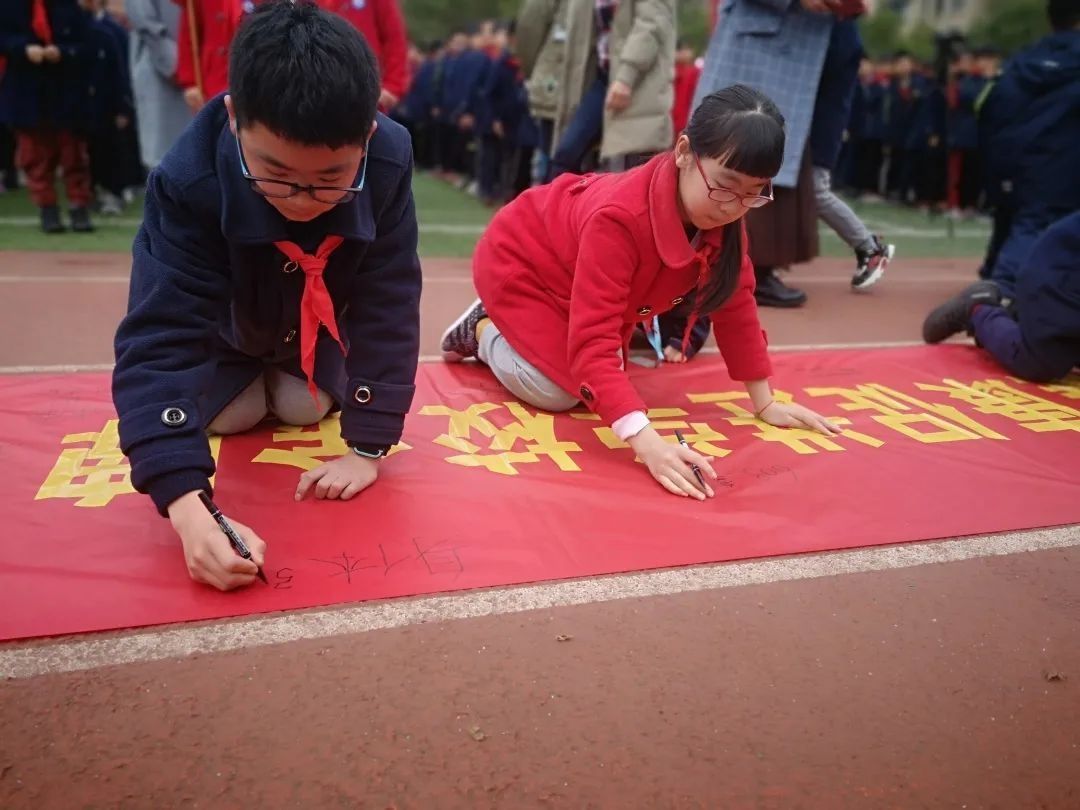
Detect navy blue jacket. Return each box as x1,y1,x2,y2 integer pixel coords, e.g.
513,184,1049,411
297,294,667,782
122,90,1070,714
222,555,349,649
113,98,422,514
946,73,985,150
478,50,525,137
859,79,887,141
905,78,946,152
0,0,90,130
440,48,491,121
979,30,1080,215
83,12,130,133
401,58,437,125
884,75,925,148
1016,210,1080,379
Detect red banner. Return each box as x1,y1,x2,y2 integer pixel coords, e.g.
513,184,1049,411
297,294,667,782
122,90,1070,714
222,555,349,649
2,346,1078,640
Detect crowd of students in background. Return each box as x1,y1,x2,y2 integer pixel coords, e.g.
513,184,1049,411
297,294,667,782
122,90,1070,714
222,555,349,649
836,47,1001,217
389,19,703,208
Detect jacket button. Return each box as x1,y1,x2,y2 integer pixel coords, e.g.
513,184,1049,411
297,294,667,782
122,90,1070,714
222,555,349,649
282,261,298,274
670,296,684,305
637,306,652,316
283,329,296,343
161,407,187,427
354,385,373,404
579,385,594,402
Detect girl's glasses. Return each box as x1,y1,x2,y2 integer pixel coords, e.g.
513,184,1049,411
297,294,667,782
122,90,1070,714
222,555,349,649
235,134,369,204
693,153,773,209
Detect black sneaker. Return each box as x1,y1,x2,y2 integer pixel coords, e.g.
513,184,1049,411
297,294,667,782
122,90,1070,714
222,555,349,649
754,267,807,308
441,298,488,361
40,205,66,234
852,235,895,291
922,281,1002,344
69,206,95,233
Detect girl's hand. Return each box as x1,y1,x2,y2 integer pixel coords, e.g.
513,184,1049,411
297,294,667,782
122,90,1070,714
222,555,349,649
758,401,842,436
628,427,717,501
295,453,379,501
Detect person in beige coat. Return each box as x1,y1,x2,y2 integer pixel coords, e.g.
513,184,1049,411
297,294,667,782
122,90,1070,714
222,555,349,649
518,0,674,180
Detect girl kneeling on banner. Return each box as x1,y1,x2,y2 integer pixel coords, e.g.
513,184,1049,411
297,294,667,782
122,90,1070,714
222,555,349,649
441,84,841,501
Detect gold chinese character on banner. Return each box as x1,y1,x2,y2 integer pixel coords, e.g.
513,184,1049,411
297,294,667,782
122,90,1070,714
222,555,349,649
252,413,409,470
419,402,582,475
1031,375,1080,401
574,407,732,459
805,383,1007,443
36,421,222,508
918,379,1080,434
687,390,883,455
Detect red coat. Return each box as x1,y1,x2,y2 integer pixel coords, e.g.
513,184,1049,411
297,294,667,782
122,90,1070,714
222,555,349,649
474,154,771,426
315,0,410,100
672,62,701,137
174,0,243,96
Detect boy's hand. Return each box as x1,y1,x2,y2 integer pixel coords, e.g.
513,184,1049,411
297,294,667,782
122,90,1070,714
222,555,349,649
628,427,717,501
43,45,61,63
758,401,842,436
295,453,379,502
25,45,45,64
168,491,266,591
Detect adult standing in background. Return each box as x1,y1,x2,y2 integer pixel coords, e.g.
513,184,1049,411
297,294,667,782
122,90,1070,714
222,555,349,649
519,0,675,181
127,0,190,168
315,0,410,110
693,0,873,308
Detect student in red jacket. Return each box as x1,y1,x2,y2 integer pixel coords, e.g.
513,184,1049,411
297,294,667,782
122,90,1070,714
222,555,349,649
441,85,841,501
671,40,701,138
315,0,409,109
174,0,244,112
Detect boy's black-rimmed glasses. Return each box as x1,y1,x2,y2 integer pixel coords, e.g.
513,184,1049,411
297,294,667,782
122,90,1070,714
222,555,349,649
235,133,369,204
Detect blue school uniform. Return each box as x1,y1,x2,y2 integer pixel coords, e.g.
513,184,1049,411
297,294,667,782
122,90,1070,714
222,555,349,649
0,0,89,130
973,210,1080,381
113,97,422,513
977,29,1080,295
441,47,491,122
946,73,985,151
401,57,436,126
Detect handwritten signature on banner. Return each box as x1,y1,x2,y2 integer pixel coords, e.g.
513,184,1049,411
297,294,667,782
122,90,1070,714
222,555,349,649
271,537,465,590
33,377,1080,508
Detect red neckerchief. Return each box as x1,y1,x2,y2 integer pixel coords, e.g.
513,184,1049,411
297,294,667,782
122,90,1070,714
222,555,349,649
273,235,346,402
31,0,53,45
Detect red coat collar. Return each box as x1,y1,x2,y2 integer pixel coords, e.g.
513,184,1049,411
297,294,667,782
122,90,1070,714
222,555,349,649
646,153,724,269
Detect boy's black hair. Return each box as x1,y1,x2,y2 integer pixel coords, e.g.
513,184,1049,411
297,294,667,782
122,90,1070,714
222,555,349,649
682,85,785,317
229,0,380,149
1048,0,1080,30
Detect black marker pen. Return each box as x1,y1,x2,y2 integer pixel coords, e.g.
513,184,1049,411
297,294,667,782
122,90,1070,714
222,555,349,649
198,491,268,584
674,429,710,495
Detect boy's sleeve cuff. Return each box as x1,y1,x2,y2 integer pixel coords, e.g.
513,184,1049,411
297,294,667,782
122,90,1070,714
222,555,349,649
147,471,213,518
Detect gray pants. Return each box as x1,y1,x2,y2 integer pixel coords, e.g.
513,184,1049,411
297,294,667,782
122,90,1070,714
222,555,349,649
813,166,874,253
208,367,333,435
478,322,579,412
